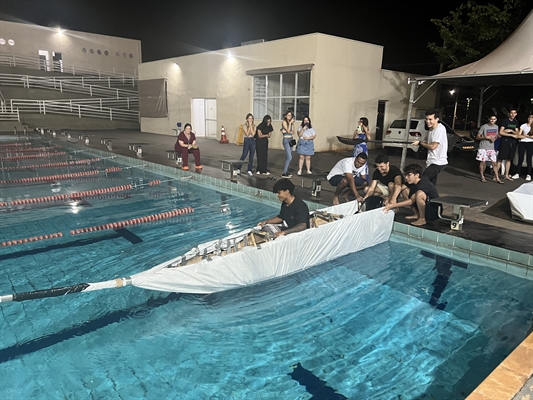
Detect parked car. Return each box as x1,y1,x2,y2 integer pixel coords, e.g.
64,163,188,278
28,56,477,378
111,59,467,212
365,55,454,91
382,119,478,158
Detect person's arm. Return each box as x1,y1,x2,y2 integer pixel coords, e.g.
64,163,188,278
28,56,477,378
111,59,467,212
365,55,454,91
345,173,363,201
297,126,304,138
499,124,519,138
385,175,403,205
305,128,316,140
177,133,186,147
363,126,371,140
258,216,283,226
257,128,270,139
415,139,439,150
363,180,378,200
276,222,306,237
384,195,413,211
281,121,289,134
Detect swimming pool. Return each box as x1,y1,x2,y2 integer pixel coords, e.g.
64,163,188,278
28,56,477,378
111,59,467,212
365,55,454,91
1,136,532,399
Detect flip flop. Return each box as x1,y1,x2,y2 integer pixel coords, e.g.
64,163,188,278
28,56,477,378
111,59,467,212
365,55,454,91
480,178,487,183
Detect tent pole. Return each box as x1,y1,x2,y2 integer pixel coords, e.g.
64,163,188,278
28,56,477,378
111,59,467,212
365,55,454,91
477,87,484,128
401,80,417,171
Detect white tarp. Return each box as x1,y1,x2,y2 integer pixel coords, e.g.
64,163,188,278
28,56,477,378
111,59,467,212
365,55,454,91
507,182,533,223
130,204,393,294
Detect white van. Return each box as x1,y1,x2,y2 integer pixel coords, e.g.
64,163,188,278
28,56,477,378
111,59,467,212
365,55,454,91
382,119,477,158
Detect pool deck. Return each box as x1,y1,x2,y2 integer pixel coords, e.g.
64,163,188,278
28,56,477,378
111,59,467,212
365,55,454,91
43,129,531,253
5,128,533,399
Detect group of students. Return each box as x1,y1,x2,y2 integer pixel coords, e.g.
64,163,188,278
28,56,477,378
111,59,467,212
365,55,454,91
236,111,316,178
476,109,533,183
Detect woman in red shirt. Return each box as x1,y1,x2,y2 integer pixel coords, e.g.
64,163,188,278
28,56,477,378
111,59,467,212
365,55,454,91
174,123,202,170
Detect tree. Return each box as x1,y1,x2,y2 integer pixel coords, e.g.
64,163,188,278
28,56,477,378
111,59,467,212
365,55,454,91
428,0,526,70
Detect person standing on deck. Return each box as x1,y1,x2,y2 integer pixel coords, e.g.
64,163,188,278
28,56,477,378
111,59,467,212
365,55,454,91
236,113,256,176
413,109,448,186
497,108,520,181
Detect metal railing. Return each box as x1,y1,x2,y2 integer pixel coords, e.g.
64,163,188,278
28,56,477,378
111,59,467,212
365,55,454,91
8,97,138,111
0,73,138,99
0,108,20,122
7,99,139,122
0,53,137,81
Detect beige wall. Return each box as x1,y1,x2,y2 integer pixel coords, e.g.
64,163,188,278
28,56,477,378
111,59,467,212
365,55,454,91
0,20,141,75
139,33,435,151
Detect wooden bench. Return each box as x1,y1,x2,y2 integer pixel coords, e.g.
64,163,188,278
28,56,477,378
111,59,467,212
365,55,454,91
429,196,488,230
166,150,183,167
219,159,244,182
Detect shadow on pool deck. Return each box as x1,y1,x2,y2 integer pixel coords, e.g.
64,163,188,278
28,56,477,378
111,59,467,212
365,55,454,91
31,129,533,255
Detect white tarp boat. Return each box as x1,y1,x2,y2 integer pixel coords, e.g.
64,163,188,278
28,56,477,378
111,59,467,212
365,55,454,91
0,202,394,302
507,182,533,223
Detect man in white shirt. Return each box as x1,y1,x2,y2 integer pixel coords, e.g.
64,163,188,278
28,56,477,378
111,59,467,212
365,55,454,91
327,152,368,205
413,109,448,186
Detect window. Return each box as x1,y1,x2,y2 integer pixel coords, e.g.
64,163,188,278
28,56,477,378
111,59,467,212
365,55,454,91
253,71,310,120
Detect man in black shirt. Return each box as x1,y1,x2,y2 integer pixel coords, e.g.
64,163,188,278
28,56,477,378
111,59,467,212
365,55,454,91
258,179,309,238
384,163,439,226
497,109,521,181
362,154,403,205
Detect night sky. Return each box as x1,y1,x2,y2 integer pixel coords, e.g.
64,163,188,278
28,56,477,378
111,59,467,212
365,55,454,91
0,0,506,75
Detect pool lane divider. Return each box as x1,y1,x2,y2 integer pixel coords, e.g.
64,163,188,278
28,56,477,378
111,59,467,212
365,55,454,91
1,158,101,171
69,206,193,235
1,232,63,247
0,205,192,248
0,142,32,148
0,167,126,185
0,145,63,153
0,151,67,161
0,180,162,207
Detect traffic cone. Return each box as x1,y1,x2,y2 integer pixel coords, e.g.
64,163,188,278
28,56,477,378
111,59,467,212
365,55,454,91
220,126,229,144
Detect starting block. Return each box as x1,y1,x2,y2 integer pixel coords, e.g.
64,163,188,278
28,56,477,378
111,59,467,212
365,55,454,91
429,196,487,230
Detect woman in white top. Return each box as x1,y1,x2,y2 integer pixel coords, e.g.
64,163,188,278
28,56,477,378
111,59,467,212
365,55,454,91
296,116,316,175
512,114,533,181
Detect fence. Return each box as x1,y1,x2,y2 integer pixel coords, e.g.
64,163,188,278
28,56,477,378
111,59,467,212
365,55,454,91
0,53,137,82
0,73,138,99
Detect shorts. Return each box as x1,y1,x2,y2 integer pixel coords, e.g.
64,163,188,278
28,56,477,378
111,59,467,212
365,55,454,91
376,181,389,196
476,149,498,162
329,175,366,187
497,137,518,160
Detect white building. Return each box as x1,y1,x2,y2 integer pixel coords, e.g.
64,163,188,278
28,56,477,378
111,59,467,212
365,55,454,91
0,19,141,76
139,33,436,151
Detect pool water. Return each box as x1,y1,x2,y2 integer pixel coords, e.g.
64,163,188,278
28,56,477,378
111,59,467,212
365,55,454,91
1,139,532,399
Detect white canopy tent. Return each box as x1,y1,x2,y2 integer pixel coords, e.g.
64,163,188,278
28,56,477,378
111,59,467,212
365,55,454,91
399,9,533,169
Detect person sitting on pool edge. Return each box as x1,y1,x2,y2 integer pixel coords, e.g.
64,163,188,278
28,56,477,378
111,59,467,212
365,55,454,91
362,153,403,206
383,163,440,226
258,178,310,238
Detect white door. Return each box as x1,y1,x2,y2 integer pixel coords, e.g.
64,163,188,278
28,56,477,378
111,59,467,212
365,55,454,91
38,50,50,71
191,99,206,137
191,98,217,138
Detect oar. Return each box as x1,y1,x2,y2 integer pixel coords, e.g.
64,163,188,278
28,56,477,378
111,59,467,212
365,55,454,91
337,136,412,145
0,278,130,303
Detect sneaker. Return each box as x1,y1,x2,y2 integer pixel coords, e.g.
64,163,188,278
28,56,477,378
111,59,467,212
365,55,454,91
307,171,312,175
511,173,519,179
281,173,292,178
195,165,203,170
526,175,531,181
236,169,241,175
256,171,261,175
247,171,253,177
263,171,270,176
297,170,302,176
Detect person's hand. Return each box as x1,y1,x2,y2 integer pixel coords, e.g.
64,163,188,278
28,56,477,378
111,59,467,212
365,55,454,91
274,231,285,238
258,220,267,227
412,140,420,146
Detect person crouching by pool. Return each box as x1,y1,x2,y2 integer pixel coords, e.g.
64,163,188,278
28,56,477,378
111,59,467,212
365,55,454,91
383,163,439,227
327,153,369,205
362,154,403,206
175,123,202,171
258,178,310,238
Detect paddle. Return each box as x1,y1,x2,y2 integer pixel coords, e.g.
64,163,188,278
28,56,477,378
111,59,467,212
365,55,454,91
336,136,412,145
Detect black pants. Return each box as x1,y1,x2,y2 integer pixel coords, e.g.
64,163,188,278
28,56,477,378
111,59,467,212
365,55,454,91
514,141,533,176
255,138,269,173
422,164,446,186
